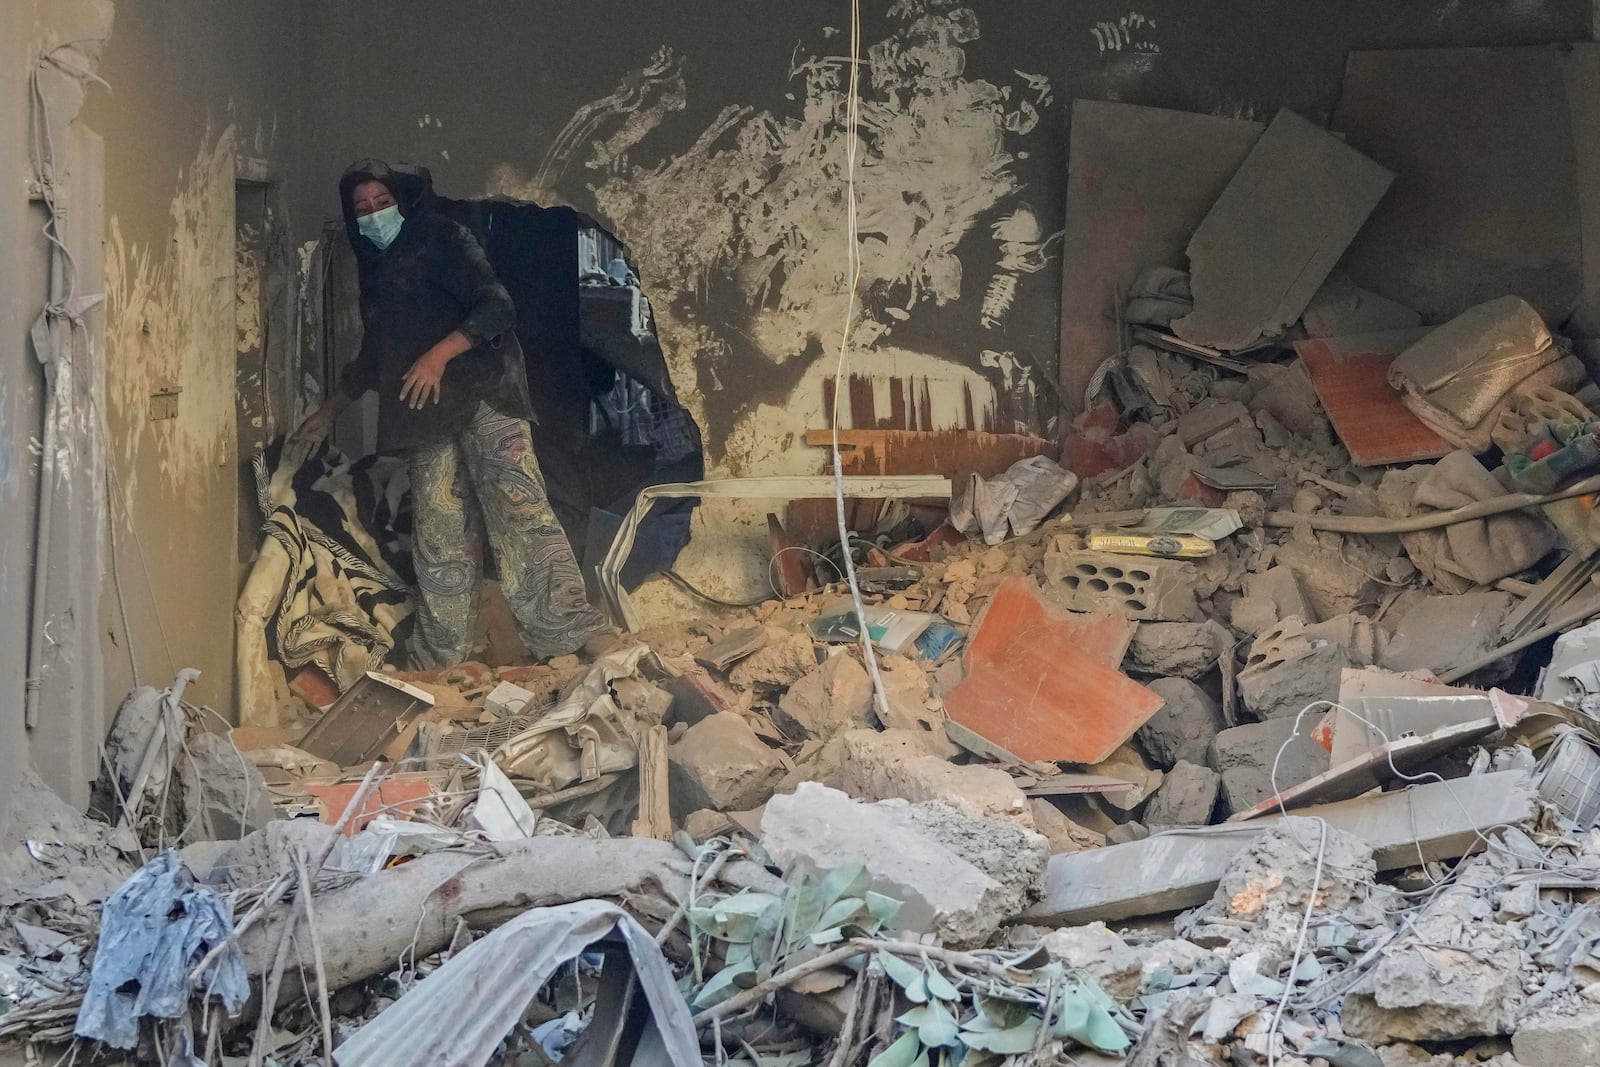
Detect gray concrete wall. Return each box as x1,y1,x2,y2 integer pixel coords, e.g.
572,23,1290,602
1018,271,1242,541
0,0,301,820
79,0,302,730
290,0,1592,606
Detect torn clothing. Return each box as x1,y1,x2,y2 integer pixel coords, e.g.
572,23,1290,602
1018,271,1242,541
337,159,534,453
407,403,608,668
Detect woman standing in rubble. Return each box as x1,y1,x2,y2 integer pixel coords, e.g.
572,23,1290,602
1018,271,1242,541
294,159,609,668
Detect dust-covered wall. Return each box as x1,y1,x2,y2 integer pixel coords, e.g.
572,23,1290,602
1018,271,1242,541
292,0,1591,603
76,0,301,736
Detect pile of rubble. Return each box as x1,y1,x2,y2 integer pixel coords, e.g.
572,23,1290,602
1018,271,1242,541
22,93,1600,1067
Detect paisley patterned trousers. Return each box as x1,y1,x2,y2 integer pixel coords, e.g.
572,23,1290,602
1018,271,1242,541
406,403,608,667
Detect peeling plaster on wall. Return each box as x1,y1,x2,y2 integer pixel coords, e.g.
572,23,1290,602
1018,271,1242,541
720,345,1001,476
490,2,1056,474
106,127,237,502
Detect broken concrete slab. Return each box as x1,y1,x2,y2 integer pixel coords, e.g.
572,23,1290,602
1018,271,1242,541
1025,771,1537,925
1138,678,1226,769
1512,1000,1600,1067
1226,717,1498,822
826,729,1033,827
761,783,1047,947
1125,621,1225,680
1040,549,1201,622
1380,592,1517,677
1301,271,1422,339
945,581,1164,765
773,654,874,741
1208,716,1331,817
1057,99,1263,412
1330,685,1494,766
1143,761,1219,828
667,713,787,816
1342,883,1527,1041
1244,565,1315,625
1174,109,1394,351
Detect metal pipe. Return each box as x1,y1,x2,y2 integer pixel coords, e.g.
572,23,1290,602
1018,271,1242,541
25,235,66,730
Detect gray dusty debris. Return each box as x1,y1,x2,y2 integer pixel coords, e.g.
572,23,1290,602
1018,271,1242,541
1177,816,1378,966
1208,717,1331,816
1143,761,1220,828
760,783,1046,947
824,729,1034,826
773,654,874,740
1125,621,1226,680
1512,999,1600,1067
1342,879,1527,1042
668,712,787,815
1038,922,1217,1003
1138,678,1226,768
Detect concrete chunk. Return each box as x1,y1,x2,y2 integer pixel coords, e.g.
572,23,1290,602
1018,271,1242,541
828,729,1033,826
1342,883,1526,1041
1125,622,1225,680
668,713,786,815
762,783,1047,946
1143,761,1219,828
1513,1001,1600,1067
773,654,874,741
1138,678,1225,768
1209,716,1330,816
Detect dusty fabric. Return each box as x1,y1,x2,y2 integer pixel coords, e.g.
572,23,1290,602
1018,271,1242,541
408,402,607,667
1389,295,1584,452
1385,451,1555,592
337,159,534,452
75,851,248,1050
250,439,415,691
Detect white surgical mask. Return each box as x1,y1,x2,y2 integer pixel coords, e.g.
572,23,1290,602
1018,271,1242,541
358,204,404,250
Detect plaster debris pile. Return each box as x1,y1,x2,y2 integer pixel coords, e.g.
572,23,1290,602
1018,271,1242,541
27,74,1600,1067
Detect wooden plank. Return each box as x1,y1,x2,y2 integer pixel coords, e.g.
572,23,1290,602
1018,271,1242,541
631,725,673,841
1295,329,1449,466
1025,770,1536,925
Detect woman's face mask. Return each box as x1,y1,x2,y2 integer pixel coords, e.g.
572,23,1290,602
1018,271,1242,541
358,204,404,250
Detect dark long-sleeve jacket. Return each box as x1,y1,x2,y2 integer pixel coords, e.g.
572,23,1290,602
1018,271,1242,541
337,160,534,453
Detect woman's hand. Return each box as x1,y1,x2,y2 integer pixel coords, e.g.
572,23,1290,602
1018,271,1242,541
293,402,338,444
400,348,450,409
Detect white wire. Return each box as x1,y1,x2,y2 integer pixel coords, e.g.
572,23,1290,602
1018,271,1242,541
829,0,894,724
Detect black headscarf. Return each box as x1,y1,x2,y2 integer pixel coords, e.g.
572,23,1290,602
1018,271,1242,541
338,159,436,269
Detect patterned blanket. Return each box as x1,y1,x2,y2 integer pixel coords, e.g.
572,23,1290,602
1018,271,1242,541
247,437,415,693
